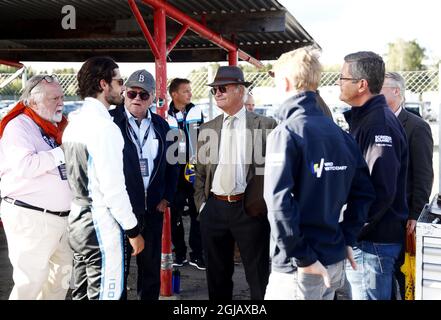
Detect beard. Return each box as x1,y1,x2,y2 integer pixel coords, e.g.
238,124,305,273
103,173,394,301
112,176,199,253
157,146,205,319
37,108,63,123
107,92,123,106
52,111,63,123
106,85,124,106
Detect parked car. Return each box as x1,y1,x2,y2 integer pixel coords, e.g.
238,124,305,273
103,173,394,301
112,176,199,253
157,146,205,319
404,101,436,122
404,102,423,118
0,100,17,120
253,104,278,120
62,101,83,117
422,101,437,122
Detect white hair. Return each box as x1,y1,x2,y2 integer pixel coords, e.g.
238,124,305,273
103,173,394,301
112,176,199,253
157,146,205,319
20,75,59,106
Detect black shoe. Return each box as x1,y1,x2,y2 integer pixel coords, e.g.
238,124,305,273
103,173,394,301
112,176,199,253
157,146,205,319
172,256,188,267
189,257,206,271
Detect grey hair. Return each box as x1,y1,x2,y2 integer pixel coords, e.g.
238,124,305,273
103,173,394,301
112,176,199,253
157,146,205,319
344,51,385,94
20,75,59,106
384,72,406,102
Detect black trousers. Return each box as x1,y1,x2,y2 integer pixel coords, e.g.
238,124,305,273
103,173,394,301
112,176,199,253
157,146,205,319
122,211,163,300
200,196,270,300
171,187,203,260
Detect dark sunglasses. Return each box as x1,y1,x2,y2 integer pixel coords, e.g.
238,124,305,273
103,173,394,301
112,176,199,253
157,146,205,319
126,90,150,101
210,86,228,95
29,74,58,92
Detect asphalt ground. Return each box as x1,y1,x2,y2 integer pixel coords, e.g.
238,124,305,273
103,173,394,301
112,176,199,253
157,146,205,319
0,214,250,300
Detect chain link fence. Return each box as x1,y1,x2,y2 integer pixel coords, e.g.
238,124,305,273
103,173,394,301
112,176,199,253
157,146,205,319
1,69,439,101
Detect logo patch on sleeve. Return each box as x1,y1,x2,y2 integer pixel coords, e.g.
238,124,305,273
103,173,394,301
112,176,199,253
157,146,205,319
374,135,392,147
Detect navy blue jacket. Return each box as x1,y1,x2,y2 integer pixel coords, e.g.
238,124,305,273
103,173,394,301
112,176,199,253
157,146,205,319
344,95,408,243
110,106,179,216
264,91,375,273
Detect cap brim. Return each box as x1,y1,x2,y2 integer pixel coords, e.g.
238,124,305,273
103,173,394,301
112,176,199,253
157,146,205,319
124,80,155,92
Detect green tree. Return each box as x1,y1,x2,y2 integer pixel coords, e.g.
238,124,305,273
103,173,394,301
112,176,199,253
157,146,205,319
0,66,37,97
53,67,77,74
386,39,426,71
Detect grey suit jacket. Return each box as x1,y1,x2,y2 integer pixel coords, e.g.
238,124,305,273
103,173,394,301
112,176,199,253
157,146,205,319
398,108,434,220
194,110,277,213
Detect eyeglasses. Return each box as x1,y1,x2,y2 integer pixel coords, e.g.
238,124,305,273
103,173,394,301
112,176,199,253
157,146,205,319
112,78,124,86
29,74,58,92
339,76,361,82
210,86,228,95
126,90,150,101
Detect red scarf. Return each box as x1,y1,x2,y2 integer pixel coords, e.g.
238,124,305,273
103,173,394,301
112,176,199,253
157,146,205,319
0,101,67,145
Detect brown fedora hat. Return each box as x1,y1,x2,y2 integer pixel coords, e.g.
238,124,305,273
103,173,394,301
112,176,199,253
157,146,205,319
207,66,252,87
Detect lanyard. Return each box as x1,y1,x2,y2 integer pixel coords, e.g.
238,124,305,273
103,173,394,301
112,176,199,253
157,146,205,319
127,119,151,158
39,128,58,149
39,128,67,180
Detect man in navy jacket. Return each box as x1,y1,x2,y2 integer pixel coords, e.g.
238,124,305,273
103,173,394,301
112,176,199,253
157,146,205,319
340,52,408,300
110,70,178,300
264,47,375,300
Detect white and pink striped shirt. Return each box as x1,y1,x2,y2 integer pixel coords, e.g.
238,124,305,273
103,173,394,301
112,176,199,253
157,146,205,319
0,114,72,211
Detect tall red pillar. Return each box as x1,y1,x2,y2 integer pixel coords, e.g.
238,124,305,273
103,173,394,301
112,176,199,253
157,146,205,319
154,5,173,297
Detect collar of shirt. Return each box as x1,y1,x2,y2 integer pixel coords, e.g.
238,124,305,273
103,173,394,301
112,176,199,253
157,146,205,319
84,97,112,120
124,106,151,124
223,106,246,125
394,105,403,117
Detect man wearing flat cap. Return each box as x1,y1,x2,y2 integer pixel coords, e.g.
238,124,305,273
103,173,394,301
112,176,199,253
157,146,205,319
194,65,277,300
109,69,179,300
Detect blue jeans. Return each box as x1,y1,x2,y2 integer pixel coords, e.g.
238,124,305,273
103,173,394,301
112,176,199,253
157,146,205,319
345,241,402,300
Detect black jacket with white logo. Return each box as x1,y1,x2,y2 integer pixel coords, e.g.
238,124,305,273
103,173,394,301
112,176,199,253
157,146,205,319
344,94,408,243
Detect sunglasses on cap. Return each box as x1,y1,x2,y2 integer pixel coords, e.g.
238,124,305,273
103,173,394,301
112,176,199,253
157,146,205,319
29,74,58,92
210,86,228,95
126,90,150,101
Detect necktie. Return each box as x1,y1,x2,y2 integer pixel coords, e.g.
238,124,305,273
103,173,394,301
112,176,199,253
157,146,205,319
220,116,237,195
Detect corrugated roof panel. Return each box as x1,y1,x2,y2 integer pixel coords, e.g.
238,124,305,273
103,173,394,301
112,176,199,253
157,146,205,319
0,0,319,62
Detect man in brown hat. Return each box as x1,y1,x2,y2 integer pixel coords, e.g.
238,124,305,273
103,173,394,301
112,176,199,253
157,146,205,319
194,65,277,300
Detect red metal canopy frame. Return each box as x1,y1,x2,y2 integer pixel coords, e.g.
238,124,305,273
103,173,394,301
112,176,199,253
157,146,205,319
0,60,24,69
127,0,265,297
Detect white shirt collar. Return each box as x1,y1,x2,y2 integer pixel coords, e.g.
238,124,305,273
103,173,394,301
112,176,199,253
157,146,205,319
84,97,112,119
223,106,246,122
124,106,151,122
394,105,403,117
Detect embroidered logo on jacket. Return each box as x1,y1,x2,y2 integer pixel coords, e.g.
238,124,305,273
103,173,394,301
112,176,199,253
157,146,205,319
311,158,348,178
374,135,393,147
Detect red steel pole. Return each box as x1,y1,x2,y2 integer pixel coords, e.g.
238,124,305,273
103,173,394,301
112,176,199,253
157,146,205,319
154,4,173,297
141,0,264,68
167,24,189,54
228,50,238,66
127,0,160,59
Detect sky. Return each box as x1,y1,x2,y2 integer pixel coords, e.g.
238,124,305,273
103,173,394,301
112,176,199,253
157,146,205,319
23,0,441,76
280,0,441,65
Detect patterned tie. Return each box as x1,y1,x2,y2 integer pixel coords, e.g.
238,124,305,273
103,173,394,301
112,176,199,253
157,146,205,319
220,116,237,195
